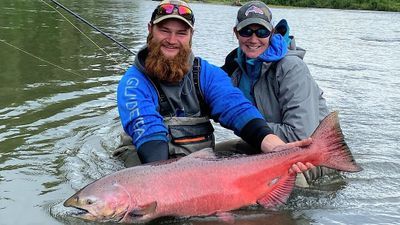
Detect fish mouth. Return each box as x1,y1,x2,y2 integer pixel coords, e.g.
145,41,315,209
67,206,94,220
70,207,89,216
64,200,90,218
66,205,127,222
63,196,97,220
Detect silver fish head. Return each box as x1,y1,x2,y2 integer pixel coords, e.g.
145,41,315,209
64,181,132,222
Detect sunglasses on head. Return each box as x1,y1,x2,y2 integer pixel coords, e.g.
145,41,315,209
157,4,194,22
238,27,271,38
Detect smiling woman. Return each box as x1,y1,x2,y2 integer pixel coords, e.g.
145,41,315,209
235,24,271,58
220,0,335,187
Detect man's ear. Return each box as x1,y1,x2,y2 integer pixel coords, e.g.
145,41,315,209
148,22,152,33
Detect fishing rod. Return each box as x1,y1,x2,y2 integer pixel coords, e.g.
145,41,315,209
49,0,135,55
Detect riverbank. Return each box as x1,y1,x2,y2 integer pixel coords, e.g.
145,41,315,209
201,0,400,12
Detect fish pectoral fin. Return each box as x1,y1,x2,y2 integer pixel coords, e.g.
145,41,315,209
128,201,157,217
257,173,297,208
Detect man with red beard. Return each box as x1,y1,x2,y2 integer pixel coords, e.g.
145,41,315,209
116,0,313,173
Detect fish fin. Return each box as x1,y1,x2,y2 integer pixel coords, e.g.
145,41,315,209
257,173,296,208
128,201,157,217
310,111,363,172
186,148,217,160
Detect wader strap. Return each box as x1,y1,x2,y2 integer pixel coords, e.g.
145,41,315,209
149,78,174,117
151,57,207,117
193,57,209,116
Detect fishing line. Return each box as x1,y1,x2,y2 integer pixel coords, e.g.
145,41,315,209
39,0,123,67
1,38,117,100
48,0,135,55
1,0,131,82
0,39,87,79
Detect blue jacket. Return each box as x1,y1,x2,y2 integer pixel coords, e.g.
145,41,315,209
117,48,266,149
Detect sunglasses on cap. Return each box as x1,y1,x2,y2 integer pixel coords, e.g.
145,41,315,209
157,3,194,22
238,27,271,38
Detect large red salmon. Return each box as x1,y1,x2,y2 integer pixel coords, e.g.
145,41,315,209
64,112,362,223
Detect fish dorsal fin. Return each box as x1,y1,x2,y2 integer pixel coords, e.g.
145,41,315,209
129,201,157,217
257,173,297,208
186,148,217,160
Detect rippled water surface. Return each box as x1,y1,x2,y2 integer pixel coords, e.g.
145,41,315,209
0,0,399,224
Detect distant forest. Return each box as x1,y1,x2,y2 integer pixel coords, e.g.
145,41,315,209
205,0,400,12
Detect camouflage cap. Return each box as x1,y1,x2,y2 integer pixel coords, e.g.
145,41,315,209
151,0,194,28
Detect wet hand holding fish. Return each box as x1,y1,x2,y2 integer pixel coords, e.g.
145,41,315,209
64,112,362,223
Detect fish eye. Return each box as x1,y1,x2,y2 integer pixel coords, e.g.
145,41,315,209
86,199,94,205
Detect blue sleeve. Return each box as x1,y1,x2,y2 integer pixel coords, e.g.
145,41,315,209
198,58,265,134
117,66,169,148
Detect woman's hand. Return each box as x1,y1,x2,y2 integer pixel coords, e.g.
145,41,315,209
260,134,312,153
289,162,315,173
260,134,315,173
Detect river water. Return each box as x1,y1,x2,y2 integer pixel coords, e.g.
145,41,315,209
0,0,399,224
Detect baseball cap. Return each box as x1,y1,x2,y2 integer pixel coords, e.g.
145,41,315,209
235,1,273,31
151,0,195,28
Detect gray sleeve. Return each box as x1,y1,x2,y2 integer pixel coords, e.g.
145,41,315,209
267,57,328,142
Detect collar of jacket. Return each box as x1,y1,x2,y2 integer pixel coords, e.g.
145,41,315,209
258,34,288,62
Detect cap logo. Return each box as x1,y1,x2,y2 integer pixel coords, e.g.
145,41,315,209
245,5,264,16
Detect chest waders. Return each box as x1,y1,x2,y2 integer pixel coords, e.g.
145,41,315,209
114,58,214,166
152,57,215,157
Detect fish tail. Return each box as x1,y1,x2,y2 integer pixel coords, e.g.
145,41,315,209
310,111,362,172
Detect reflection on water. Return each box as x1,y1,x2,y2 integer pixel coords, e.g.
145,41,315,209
1,0,400,224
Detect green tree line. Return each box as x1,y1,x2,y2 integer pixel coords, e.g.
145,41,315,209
205,0,400,12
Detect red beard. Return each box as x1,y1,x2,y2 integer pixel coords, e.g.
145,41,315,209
145,35,191,83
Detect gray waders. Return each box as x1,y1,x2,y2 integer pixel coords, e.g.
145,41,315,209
113,116,216,167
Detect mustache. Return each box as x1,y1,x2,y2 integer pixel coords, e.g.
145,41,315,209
162,41,181,49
